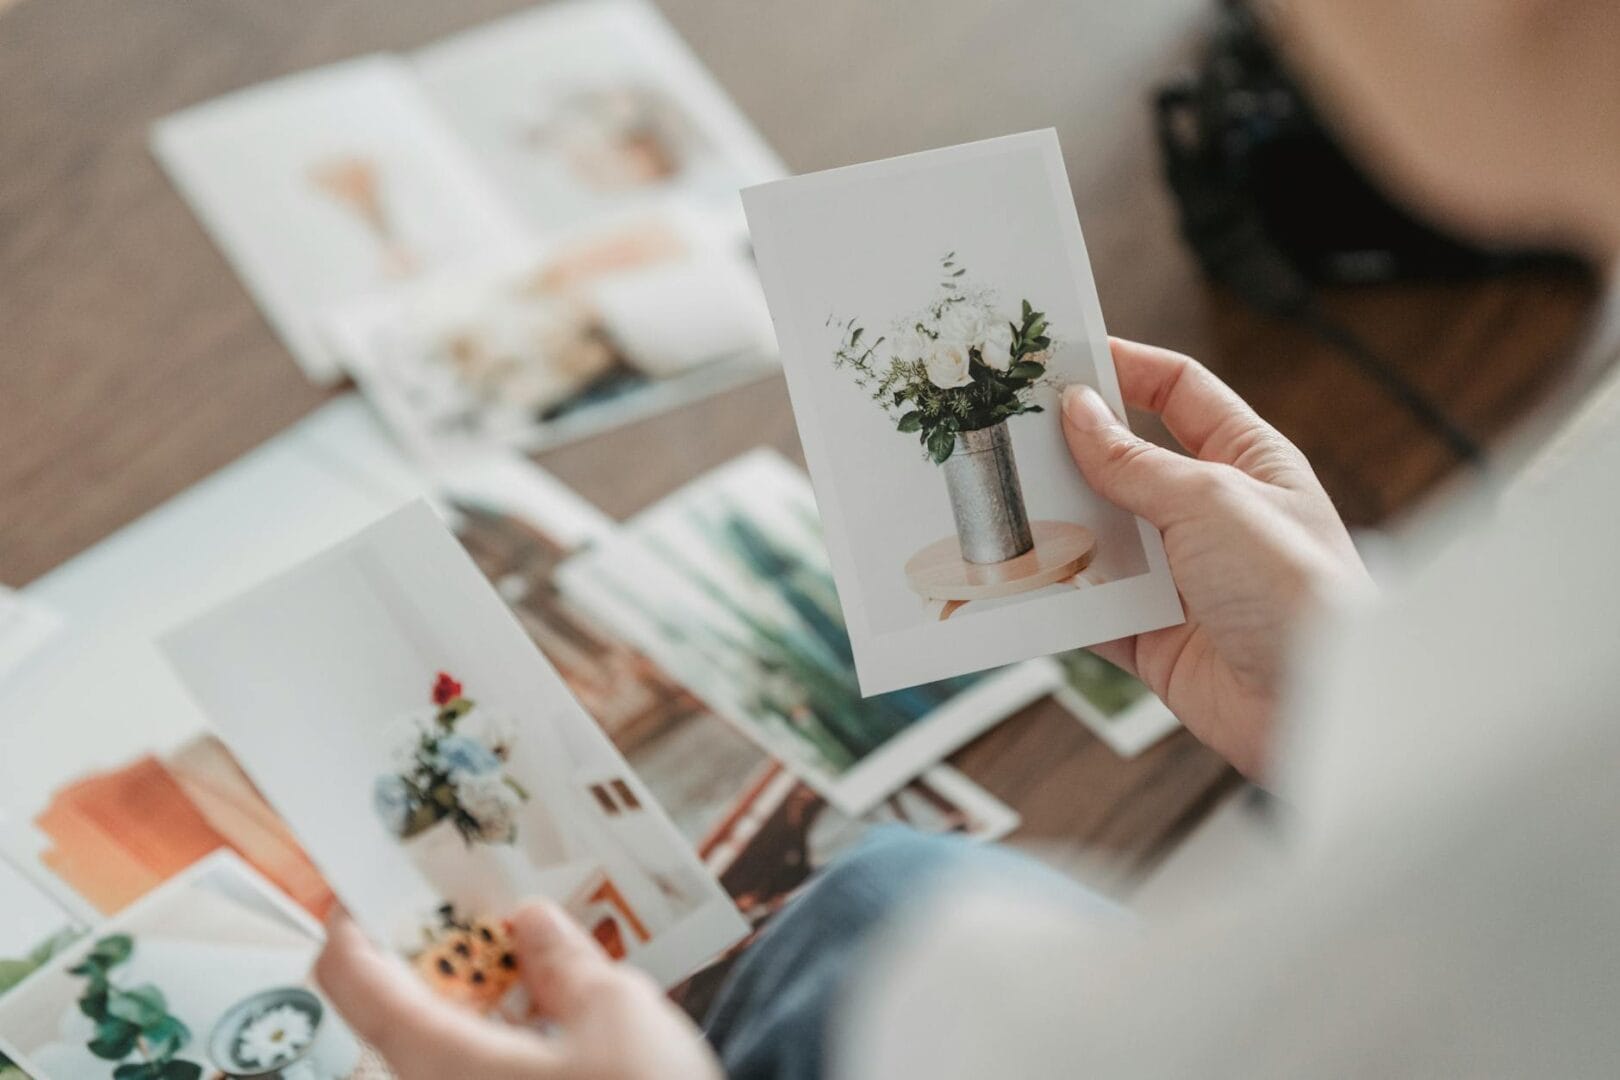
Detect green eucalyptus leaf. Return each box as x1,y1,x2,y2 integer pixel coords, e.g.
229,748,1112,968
927,428,956,464
108,985,167,1028
1021,299,1032,321
78,983,110,1019
896,411,922,433
161,1061,203,1080
88,1018,140,1060
85,935,133,969
141,1015,190,1058
1009,361,1046,380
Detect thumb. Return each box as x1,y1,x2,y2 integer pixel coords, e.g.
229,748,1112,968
1061,384,1207,527
511,899,619,1024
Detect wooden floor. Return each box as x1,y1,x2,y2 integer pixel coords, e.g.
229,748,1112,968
0,0,1597,886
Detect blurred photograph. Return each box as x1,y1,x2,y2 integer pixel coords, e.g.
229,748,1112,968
0,852,370,1080
412,0,786,234
557,450,1053,814
151,56,526,382
325,207,777,459
161,502,746,995
744,131,1184,693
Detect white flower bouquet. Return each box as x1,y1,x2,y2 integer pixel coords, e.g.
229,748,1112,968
830,254,1054,464
374,672,530,846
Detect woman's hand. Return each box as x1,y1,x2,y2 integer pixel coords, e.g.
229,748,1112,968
1063,338,1369,779
315,902,720,1080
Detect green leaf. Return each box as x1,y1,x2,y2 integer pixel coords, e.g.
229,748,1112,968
79,982,109,1019
1009,361,1046,380
1026,318,1046,339
92,936,133,966
896,411,923,433
1021,299,1032,321
108,985,167,1028
141,1015,190,1058
850,326,863,345
161,1062,202,1080
1023,404,1045,413
927,428,956,464
88,1018,140,1060
114,1064,159,1080
951,268,965,277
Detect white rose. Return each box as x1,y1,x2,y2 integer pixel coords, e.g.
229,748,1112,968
979,320,1015,371
923,340,973,389
884,326,927,366
455,772,521,843
934,304,987,355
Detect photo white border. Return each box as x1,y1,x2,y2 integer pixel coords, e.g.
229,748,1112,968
743,130,1184,695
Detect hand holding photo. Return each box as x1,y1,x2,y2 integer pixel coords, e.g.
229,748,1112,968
161,502,746,1004
742,130,1184,692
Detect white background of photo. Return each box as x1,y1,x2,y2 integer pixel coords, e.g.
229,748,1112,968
745,131,1182,692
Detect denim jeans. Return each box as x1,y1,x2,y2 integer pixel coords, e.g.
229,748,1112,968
703,825,1115,1080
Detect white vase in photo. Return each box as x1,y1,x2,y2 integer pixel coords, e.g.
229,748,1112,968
403,817,528,916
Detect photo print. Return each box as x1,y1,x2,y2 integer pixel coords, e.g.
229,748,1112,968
325,205,777,460
557,450,1053,815
151,55,527,381
1050,650,1180,759
743,130,1184,692
411,0,786,235
0,852,371,1080
161,502,746,1000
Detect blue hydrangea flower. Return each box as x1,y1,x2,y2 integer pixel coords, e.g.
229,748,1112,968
373,775,413,836
433,734,501,777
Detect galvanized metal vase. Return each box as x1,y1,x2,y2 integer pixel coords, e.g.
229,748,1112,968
942,422,1034,564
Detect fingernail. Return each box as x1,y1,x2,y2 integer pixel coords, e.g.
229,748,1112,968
1062,385,1117,430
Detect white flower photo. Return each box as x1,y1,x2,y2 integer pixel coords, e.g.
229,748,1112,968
743,131,1184,693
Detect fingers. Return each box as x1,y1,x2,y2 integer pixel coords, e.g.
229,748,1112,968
510,899,622,1023
315,909,559,1080
1061,384,1211,527
1107,338,1306,483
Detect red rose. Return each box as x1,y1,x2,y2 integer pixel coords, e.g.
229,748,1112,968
432,672,463,706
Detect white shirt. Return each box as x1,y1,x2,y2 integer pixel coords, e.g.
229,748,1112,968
844,292,1620,1078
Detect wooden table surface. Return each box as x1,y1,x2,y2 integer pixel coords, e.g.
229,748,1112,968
0,0,1596,886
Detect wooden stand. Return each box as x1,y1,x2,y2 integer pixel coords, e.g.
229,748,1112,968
903,521,1096,620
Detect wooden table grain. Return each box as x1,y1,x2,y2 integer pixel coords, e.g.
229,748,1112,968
0,0,1596,885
